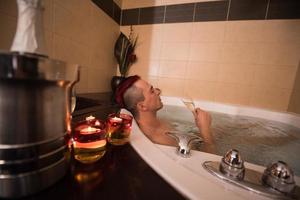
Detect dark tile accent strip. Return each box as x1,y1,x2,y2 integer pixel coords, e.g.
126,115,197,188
140,6,165,24
92,0,114,18
92,0,121,24
195,1,229,22
165,3,195,23
267,0,300,19
94,0,300,26
113,2,121,24
122,8,140,25
229,0,268,20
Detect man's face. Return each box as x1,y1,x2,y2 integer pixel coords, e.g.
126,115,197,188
135,79,163,112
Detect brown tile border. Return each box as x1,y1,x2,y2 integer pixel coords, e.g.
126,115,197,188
91,0,300,26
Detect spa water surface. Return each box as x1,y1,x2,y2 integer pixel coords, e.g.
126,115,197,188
158,105,300,176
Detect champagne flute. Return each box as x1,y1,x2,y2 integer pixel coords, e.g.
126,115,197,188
181,97,195,112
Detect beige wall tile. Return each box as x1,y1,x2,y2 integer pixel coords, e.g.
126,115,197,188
88,67,112,92
136,41,162,60
159,60,187,78
189,43,221,62
71,43,91,67
145,76,159,88
53,3,75,38
160,42,190,61
184,80,216,101
122,0,163,9
132,25,163,60
224,21,264,43
288,65,300,114
0,13,16,50
253,65,297,89
221,43,260,64
76,67,89,93
53,34,90,67
258,43,300,66
191,22,225,43
250,87,292,111
0,0,17,17
128,59,160,77
135,24,162,44
44,0,53,31
71,11,92,45
217,64,255,86
53,0,74,12
120,26,131,36
44,30,53,58
53,34,74,63
215,83,252,106
261,20,300,44
158,78,185,96
186,62,219,81
162,23,192,42
288,89,300,114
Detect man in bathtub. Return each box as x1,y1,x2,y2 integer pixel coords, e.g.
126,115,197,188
115,75,214,148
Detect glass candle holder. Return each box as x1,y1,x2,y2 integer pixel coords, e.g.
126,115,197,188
73,116,107,164
106,113,133,145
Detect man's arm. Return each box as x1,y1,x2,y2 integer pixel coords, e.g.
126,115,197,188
193,108,214,144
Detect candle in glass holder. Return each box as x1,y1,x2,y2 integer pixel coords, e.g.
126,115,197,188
73,116,107,163
106,113,133,145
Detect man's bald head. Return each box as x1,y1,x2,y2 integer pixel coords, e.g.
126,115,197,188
123,80,144,118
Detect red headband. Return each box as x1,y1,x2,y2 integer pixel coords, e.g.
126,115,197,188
115,75,140,108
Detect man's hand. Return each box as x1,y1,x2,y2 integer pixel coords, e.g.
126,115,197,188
192,108,213,143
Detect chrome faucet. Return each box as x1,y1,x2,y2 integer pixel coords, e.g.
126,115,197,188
166,132,203,157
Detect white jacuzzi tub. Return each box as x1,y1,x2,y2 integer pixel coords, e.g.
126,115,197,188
127,96,300,200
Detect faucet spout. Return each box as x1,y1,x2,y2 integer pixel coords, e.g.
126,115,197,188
166,132,203,157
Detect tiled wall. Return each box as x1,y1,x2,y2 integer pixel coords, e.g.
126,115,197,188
120,0,300,112
0,0,120,93
288,65,300,114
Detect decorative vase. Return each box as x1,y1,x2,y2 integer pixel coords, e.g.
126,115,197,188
111,76,125,92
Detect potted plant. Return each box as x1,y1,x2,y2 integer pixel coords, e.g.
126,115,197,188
111,26,138,92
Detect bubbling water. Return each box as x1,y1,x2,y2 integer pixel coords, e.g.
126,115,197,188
158,105,300,176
